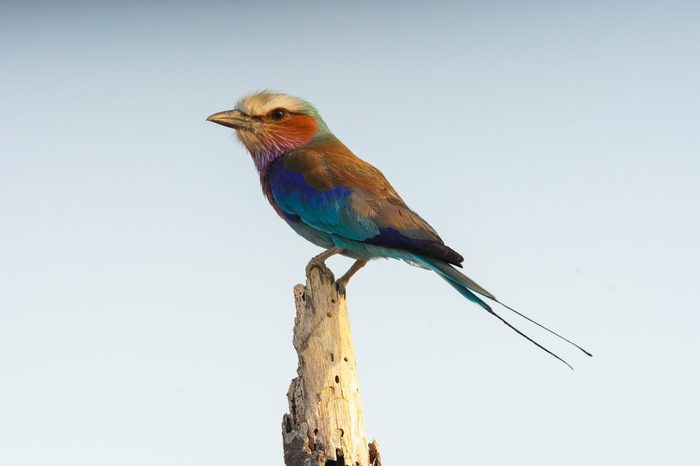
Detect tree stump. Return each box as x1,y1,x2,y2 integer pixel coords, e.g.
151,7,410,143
282,267,381,466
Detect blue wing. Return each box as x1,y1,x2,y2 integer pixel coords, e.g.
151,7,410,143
266,155,463,266
267,159,380,241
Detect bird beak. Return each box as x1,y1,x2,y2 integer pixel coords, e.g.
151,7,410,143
206,109,253,130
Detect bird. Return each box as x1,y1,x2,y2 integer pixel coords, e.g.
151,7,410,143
207,90,591,368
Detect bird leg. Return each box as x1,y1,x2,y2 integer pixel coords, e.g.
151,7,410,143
335,259,368,295
305,247,343,279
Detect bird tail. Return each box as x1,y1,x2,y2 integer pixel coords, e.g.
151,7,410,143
411,254,591,369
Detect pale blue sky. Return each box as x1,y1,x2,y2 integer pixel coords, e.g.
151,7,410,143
1,1,699,465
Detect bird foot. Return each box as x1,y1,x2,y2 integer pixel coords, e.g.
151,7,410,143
333,259,367,296
305,247,342,282
335,278,348,296
305,260,334,282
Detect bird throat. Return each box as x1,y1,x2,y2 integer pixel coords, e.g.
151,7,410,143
238,115,320,175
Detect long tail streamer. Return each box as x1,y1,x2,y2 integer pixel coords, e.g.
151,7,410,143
415,254,592,369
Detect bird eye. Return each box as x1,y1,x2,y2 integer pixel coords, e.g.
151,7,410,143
270,108,287,121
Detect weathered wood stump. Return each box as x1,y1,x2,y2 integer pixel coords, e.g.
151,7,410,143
282,266,381,466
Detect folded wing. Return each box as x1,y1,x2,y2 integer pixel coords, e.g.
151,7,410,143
267,141,464,267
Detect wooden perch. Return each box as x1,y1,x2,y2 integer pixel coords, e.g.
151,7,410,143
282,266,381,466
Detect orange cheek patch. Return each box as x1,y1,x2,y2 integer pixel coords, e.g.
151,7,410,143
278,115,319,145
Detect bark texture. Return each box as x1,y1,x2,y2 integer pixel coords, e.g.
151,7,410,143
282,267,381,466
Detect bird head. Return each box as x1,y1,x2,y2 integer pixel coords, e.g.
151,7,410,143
207,91,330,171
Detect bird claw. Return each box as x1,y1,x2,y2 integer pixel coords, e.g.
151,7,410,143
335,279,348,296
305,261,334,281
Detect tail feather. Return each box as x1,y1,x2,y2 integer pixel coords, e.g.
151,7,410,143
413,254,588,369
493,299,593,357
427,258,497,301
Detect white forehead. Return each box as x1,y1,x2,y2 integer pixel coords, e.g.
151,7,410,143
235,92,307,116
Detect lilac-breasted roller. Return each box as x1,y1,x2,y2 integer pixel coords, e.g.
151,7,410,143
207,91,591,368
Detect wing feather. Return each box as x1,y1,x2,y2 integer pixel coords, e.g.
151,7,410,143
268,139,464,266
